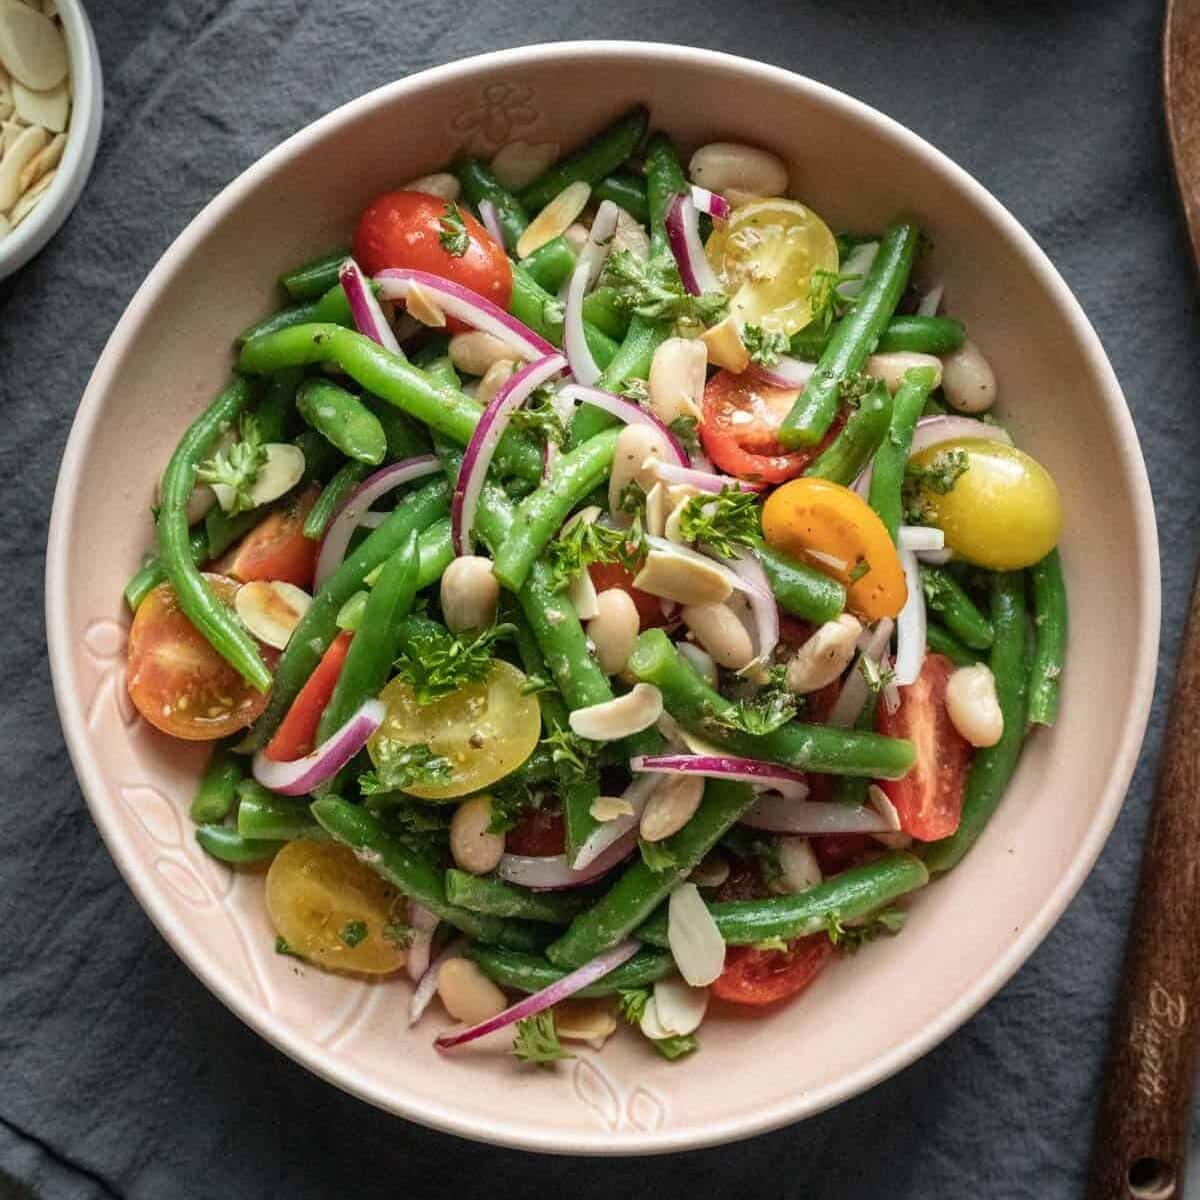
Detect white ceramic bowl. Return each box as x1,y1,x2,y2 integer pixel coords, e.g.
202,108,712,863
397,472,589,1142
0,0,102,280
46,42,1159,1154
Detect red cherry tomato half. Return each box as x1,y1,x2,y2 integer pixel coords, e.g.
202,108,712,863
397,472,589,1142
352,190,511,326
876,652,972,841
812,833,877,876
711,936,834,1007
221,485,320,590
264,631,353,762
588,560,670,630
506,804,566,857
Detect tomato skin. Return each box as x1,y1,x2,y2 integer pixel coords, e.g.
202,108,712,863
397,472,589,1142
812,833,876,875
264,631,352,762
876,652,972,840
352,190,511,323
700,371,834,483
507,804,565,857
126,575,276,741
711,936,834,1007
588,561,669,630
225,485,320,589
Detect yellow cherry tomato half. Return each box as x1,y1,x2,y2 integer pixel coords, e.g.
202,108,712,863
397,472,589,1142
265,840,407,975
704,198,838,336
762,477,907,620
369,659,540,800
909,438,1062,570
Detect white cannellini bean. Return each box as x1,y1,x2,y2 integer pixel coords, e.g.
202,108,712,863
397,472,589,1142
400,171,461,201
785,614,863,694
475,359,517,406
772,838,823,895
940,339,997,414
676,642,718,687
866,352,943,394
649,337,707,426
945,664,1004,747
234,581,312,650
587,588,640,675
490,139,560,190
448,330,516,377
633,549,732,606
700,315,750,373
440,556,500,633
608,424,670,522
437,958,508,1025
449,796,506,875
569,683,663,741
516,180,591,259
640,774,705,842
688,142,788,201
681,603,755,671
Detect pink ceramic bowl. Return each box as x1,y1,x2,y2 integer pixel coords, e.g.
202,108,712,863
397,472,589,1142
46,42,1159,1154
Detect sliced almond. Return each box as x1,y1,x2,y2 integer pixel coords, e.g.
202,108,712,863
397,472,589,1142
569,683,663,741
653,977,709,1036
644,481,668,538
490,139,560,190
0,0,66,90
640,773,704,842
568,565,599,620
590,795,635,822
405,280,446,328
1,117,25,156
553,998,617,1048
8,159,51,225
633,546,733,606
235,581,312,649
0,119,46,209
12,74,67,131
0,212,10,238
700,315,750,373
211,443,305,513
516,180,590,259
17,127,62,191
401,171,460,201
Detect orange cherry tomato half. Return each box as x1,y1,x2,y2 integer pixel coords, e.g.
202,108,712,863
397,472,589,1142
352,190,512,325
264,630,353,762
126,575,276,741
761,476,907,620
222,485,320,589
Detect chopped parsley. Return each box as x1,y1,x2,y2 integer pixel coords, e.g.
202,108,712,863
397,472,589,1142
617,480,647,518
618,377,651,404
544,516,645,593
668,414,701,456
847,558,870,584
808,267,860,333
339,920,368,948
906,448,969,495
274,936,298,957
509,385,568,448
195,413,267,515
752,936,789,953
617,987,651,1024
485,776,544,834
392,621,514,704
382,922,414,949
741,324,790,368
638,838,678,873
606,248,729,328
721,826,784,889
677,485,761,557
437,202,470,256
706,665,796,737
512,1011,573,1066
825,906,907,952
358,742,452,794
541,726,600,784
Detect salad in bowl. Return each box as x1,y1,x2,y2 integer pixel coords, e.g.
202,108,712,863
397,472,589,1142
121,105,1067,1065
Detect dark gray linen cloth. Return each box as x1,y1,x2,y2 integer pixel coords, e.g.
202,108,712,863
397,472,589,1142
1,1,1196,1196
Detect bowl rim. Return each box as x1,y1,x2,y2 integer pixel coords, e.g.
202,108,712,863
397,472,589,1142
0,0,104,280
45,39,1161,1155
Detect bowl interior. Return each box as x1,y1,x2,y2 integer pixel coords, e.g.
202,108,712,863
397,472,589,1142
46,43,1158,1154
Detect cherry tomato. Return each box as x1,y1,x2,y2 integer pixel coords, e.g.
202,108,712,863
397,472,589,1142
588,560,669,630
876,652,972,841
762,476,907,620
908,438,1062,570
265,841,407,975
507,804,566,857
222,485,320,589
704,198,838,335
369,660,540,799
264,631,353,762
352,190,511,324
711,936,834,1006
716,858,769,902
126,575,276,741
812,833,876,875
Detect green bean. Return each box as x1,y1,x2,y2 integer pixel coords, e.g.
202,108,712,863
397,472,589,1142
830,696,876,808
518,107,648,211
509,608,570,733
280,249,349,301
363,397,432,462
867,365,939,540
628,628,915,778
521,236,576,292
189,744,244,824
240,477,450,751
195,824,283,864
236,783,323,842
634,852,929,946
304,462,369,540
236,301,320,347
789,315,966,361
492,427,620,592
468,943,675,996
455,158,529,252
508,264,620,367
754,539,846,623
240,325,541,482
317,532,419,741
1028,549,1067,726
594,172,649,224
294,429,343,485
415,516,454,589
254,367,302,441
125,526,208,611
779,223,919,447
157,378,272,690
642,131,688,253
546,778,754,967
296,378,387,466
804,378,893,485
202,506,262,560
926,621,984,667
582,286,630,340
570,316,670,446
310,797,546,950
921,567,994,650
922,572,1029,873
445,870,595,924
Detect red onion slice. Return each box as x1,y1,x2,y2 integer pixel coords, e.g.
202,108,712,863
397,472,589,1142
665,192,722,296
572,773,660,871
741,795,893,834
375,268,556,361
556,384,690,466
751,355,817,391
838,241,880,301
497,827,637,890
476,199,505,249
575,199,620,291
410,936,467,1026
562,261,601,386
452,353,567,554
435,940,641,1051
646,460,763,494
916,546,954,566
405,902,441,983
339,259,401,353
630,753,810,801
251,700,385,794
315,456,441,589
690,185,731,221
880,647,901,714
893,548,926,687
827,617,894,728
917,282,944,316
726,550,779,661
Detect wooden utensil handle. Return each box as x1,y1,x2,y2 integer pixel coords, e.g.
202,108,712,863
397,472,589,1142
1089,570,1200,1199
